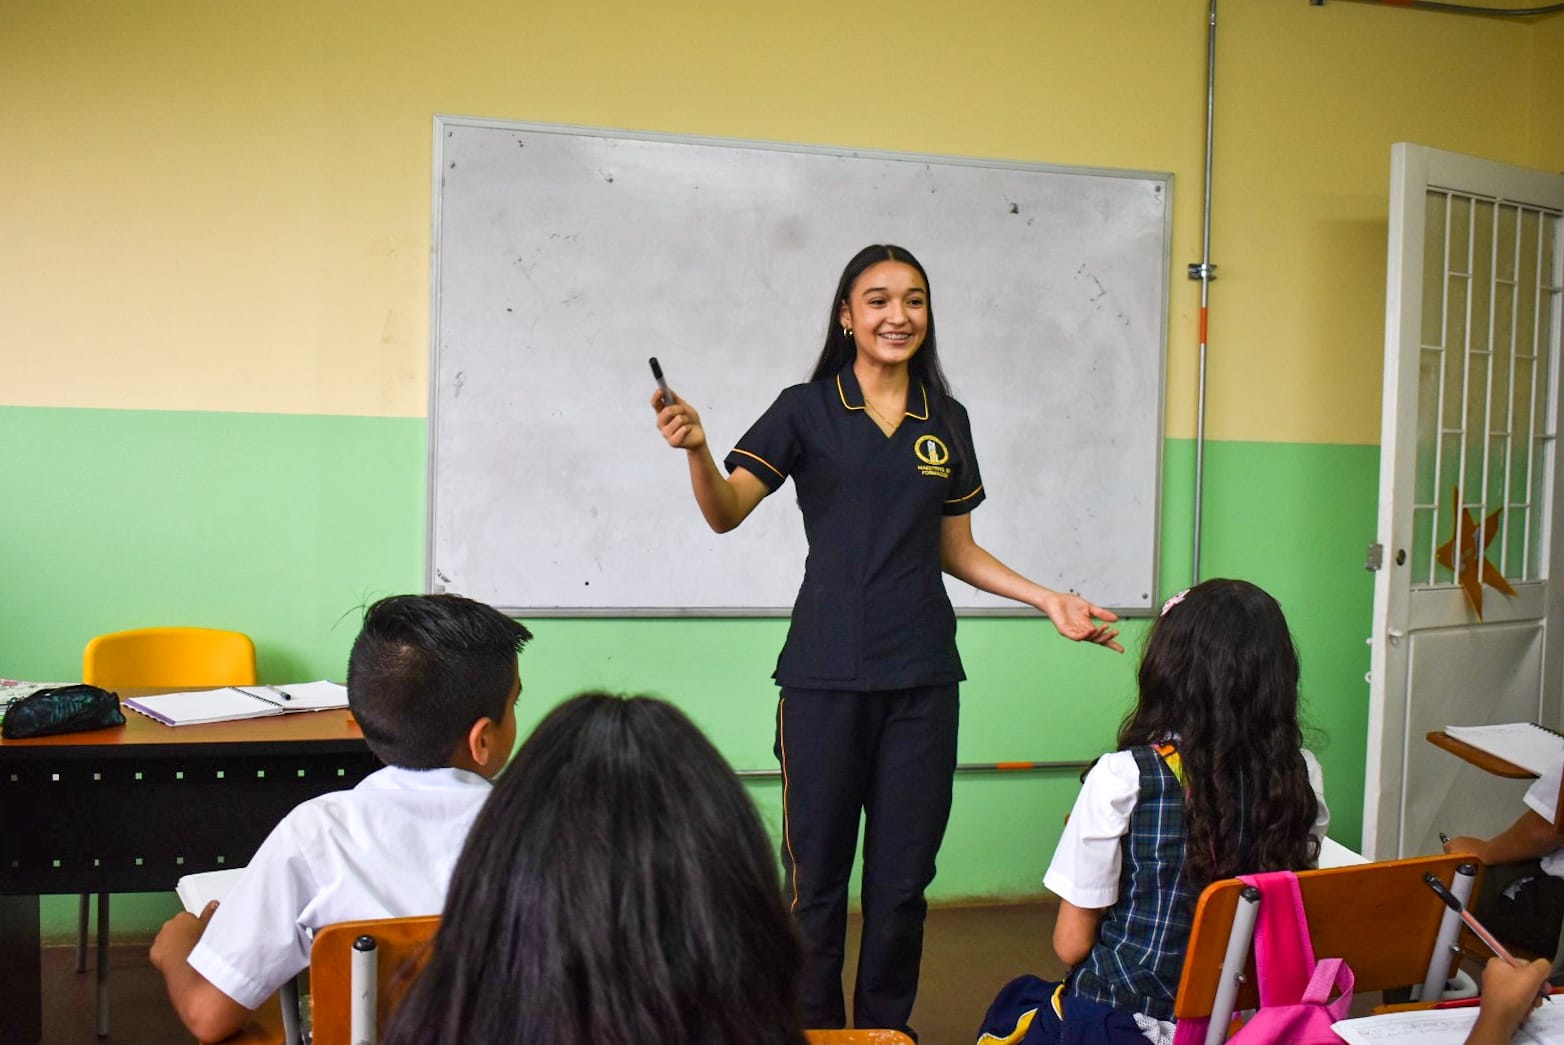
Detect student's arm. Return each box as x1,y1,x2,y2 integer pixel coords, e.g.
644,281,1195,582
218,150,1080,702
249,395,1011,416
1043,754,1138,966
1464,957,1551,1045
939,514,1123,652
1446,810,1564,866
149,902,253,1043
651,391,768,533
1053,900,1107,966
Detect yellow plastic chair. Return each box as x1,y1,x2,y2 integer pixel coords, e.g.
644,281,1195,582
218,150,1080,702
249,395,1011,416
79,626,258,1037
83,626,257,689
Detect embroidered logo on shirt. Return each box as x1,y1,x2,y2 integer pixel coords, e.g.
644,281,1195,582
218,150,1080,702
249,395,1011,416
914,435,951,479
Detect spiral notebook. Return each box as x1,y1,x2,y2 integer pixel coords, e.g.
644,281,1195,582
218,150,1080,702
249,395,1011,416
122,681,348,726
1443,721,1564,776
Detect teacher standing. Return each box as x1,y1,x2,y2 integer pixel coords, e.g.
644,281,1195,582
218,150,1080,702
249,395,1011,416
651,244,1122,1036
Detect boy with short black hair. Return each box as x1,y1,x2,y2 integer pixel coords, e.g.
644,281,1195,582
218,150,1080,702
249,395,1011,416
150,593,531,1042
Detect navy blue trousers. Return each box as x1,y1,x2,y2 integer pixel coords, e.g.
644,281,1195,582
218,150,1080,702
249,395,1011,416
775,685,959,1035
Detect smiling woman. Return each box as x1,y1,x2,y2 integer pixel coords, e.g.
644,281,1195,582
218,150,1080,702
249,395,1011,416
649,242,1125,1037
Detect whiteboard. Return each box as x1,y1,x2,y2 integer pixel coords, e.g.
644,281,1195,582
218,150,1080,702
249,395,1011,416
428,117,1169,615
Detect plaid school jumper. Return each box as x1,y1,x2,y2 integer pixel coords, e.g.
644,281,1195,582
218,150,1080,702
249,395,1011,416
1068,744,1194,1023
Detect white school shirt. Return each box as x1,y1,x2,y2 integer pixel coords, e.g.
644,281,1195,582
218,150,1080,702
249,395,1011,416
1043,749,1330,911
1522,754,1564,878
187,765,491,1010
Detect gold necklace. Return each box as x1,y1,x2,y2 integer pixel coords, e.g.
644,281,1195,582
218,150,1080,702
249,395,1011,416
863,397,902,434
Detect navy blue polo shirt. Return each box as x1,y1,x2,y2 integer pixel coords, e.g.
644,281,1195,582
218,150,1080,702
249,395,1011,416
724,363,986,691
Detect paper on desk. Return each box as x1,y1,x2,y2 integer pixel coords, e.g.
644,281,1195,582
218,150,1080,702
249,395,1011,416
1318,835,1369,868
1334,1003,1564,1044
175,867,246,914
1445,722,1564,776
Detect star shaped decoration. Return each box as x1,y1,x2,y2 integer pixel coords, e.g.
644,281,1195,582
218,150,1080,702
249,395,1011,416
1434,486,1517,620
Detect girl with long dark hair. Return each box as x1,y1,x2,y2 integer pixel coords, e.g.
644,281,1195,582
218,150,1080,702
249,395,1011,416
651,244,1122,1034
382,693,804,1045
1043,578,1328,1044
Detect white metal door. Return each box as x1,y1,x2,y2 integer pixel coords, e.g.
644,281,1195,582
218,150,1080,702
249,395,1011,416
1363,144,1564,860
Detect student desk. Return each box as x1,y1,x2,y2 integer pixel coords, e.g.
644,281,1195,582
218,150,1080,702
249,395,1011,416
1425,731,1539,780
0,692,378,1044
1426,729,1564,827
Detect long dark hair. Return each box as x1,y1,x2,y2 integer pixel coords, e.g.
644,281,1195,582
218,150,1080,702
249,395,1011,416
809,243,952,398
1119,579,1319,891
383,692,804,1045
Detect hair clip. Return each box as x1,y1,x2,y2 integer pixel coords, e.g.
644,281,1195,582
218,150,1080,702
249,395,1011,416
1160,589,1191,616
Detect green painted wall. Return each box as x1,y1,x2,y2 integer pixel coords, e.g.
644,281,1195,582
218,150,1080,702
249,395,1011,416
3,406,1376,941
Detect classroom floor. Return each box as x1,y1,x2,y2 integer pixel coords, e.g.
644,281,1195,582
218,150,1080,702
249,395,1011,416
41,898,1384,1045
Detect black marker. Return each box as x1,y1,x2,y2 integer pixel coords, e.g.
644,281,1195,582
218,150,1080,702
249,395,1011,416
649,357,676,406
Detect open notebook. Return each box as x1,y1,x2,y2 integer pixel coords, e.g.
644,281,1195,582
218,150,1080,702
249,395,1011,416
122,680,348,726
1334,1002,1564,1044
1444,722,1564,776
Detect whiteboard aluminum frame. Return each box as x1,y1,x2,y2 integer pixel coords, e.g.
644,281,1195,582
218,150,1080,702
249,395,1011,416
427,114,1171,617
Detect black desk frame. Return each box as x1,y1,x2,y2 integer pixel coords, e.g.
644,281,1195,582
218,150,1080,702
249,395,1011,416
0,726,378,1044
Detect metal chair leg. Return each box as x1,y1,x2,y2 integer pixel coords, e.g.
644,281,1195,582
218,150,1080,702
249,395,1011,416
76,893,90,973
95,892,110,1037
280,977,303,1045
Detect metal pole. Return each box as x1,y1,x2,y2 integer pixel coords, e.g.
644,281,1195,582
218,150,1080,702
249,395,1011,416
1189,0,1219,584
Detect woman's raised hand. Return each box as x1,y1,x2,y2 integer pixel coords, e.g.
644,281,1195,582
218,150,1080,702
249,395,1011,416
652,389,707,452
1039,591,1124,653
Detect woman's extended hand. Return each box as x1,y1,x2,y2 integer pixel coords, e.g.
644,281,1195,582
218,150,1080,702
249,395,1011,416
652,389,707,452
1039,591,1124,653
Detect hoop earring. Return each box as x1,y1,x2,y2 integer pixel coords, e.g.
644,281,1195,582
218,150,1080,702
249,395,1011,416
842,326,853,340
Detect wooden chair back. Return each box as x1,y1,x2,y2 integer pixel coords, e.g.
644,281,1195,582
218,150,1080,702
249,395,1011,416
1172,853,1471,1032
307,915,440,1045
216,915,440,1045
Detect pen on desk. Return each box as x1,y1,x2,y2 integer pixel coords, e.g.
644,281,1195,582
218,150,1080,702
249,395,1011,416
266,685,293,702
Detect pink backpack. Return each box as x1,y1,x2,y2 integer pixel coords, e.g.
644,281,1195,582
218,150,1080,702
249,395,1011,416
1171,870,1355,1045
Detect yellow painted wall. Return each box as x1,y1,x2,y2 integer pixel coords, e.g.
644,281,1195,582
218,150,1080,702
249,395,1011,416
1536,13,1564,173
3,1,1558,444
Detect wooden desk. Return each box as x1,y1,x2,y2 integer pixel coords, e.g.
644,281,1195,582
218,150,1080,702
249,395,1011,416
1426,729,1564,829
0,691,378,1044
1426,730,1538,779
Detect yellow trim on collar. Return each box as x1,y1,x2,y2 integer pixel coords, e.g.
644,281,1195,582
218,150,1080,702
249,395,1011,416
835,373,931,420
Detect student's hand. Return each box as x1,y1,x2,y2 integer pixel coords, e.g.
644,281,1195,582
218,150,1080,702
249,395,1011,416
1444,834,1488,862
149,900,218,972
652,390,707,452
1465,957,1551,1044
1039,591,1124,653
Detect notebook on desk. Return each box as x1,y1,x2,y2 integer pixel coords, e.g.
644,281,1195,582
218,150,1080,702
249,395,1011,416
1443,722,1564,776
1334,1002,1564,1044
122,681,349,726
